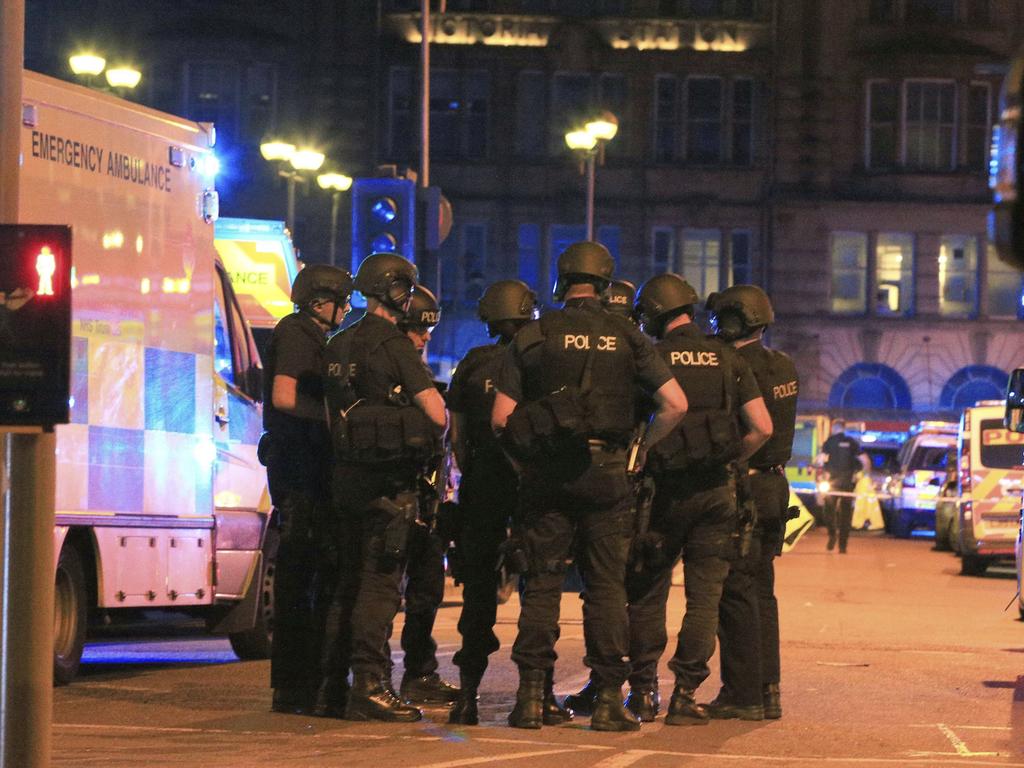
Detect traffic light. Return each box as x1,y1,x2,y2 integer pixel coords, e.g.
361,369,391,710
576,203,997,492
0,224,72,426
351,177,417,274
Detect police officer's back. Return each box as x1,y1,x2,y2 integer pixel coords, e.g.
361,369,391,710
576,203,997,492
491,242,686,732
319,253,447,723
263,264,352,715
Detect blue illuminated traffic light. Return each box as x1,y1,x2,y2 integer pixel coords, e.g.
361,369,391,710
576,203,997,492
351,177,417,273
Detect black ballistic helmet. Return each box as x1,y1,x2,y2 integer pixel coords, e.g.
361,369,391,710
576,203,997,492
603,279,637,320
635,273,700,337
400,284,441,331
478,279,538,323
290,264,354,307
706,284,774,341
553,241,615,301
354,252,418,311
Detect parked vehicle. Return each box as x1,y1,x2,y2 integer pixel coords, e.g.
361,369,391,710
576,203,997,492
955,404,1024,575
932,451,960,552
883,422,958,538
788,413,830,511
18,71,271,682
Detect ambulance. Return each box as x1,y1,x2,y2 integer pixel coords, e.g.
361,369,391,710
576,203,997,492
213,217,300,352
17,71,272,682
954,403,1024,575
788,413,830,508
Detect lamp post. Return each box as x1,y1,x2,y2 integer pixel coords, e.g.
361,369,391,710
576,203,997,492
68,53,141,95
316,172,353,267
564,111,618,241
260,140,325,233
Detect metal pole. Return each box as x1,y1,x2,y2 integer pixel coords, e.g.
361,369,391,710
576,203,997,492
420,0,430,188
585,151,596,241
328,190,340,267
1,6,55,767
286,174,296,235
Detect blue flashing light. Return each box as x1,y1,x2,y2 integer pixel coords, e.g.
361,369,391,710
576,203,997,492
202,154,220,178
372,234,398,253
371,197,398,224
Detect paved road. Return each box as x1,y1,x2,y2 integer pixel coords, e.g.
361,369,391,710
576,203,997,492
54,528,1024,767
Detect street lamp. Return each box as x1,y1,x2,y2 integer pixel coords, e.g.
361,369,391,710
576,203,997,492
104,66,142,90
565,111,619,241
260,139,325,233
68,53,142,94
317,172,353,267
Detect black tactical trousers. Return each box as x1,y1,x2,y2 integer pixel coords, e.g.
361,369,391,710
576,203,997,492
266,437,331,694
511,447,634,688
320,462,419,682
452,457,517,679
717,471,788,702
392,522,446,679
823,474,856,551
627,474,735,692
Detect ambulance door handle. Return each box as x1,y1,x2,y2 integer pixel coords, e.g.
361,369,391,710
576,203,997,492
215,408,230,427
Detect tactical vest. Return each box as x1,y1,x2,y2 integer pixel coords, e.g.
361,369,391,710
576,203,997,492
742,343,798,468
454,342,506,457
323,315,436,464
648,329,742,474
502,307,637,461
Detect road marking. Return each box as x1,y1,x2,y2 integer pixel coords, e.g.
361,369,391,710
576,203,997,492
54,723,388,739
590,750,657,768
815,661,870,667
410,748,581,767
936,723,998,757
909,724,1011,731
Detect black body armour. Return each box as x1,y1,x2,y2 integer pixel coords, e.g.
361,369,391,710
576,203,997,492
323,315,436,463
454,343,506,458
738,342,798,468
648,325,742,474
518,306,637,442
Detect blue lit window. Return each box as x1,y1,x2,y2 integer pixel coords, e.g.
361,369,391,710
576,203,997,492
518,224,542,291
939,365,1008,411
730,230,752,284
829,363,912,411
213,298,234,386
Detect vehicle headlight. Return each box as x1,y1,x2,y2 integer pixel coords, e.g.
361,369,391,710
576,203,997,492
817,480,831,494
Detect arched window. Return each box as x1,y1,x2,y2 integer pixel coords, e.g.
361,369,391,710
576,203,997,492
828,363,912,411
939,365,1008,411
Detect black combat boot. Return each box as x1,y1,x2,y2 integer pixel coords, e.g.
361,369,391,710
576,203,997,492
624,685,660,723
542,668,573,724
561,678,599,716
401,673,461,704
345,672,423,722
271,687,313,715
507,669,545,729
448,671,482,725
705,691,765,721
312,677,350,718
590,686,641,732
763,683,782,720
665,685,710,726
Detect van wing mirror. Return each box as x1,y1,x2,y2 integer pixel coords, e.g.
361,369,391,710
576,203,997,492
1006,368,1024,432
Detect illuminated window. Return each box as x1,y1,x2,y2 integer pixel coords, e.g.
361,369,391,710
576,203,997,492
904,81,956,170
830,232,868,315
986,243,1024,318
651,227,675,273
966,82,991,172
938,235,978,317
875,233,914,316
686,77,723,163
681,229,721,296
866,81,898,169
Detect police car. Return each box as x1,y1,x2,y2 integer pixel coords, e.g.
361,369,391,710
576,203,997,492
884,422,958,538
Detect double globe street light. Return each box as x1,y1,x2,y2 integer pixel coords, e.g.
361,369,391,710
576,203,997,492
565,111,619,242
68,53,142,93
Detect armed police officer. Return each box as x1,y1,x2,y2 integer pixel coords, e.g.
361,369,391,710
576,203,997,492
603,279,637,322
446,280,540,725
262,264,353,715
816,419,870,553
491,242,687,732
705,285,798,721
389,284,460,705
627,274,772,726
319,254,448,722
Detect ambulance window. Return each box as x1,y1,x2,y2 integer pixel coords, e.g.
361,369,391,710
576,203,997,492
213,285,235,385
216,265,262,401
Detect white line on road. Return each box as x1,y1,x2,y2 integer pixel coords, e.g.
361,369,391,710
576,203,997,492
409,748,581,768
53,723,388,740
589,750,658,768
909,724,1012,732
936,723,998,757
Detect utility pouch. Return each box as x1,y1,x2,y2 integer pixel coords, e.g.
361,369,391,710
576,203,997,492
335,404,435,464
374,493,418,562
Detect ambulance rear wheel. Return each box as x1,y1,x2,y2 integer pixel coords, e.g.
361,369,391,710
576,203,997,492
53,544,87,685
228,530,277,660
960,554,988,576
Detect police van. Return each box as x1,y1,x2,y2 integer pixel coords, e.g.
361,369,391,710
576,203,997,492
18,71,272,682
884,421,958,538
953,403,1024,575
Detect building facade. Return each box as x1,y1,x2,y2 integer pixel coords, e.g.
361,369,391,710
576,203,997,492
24,0,1024,414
